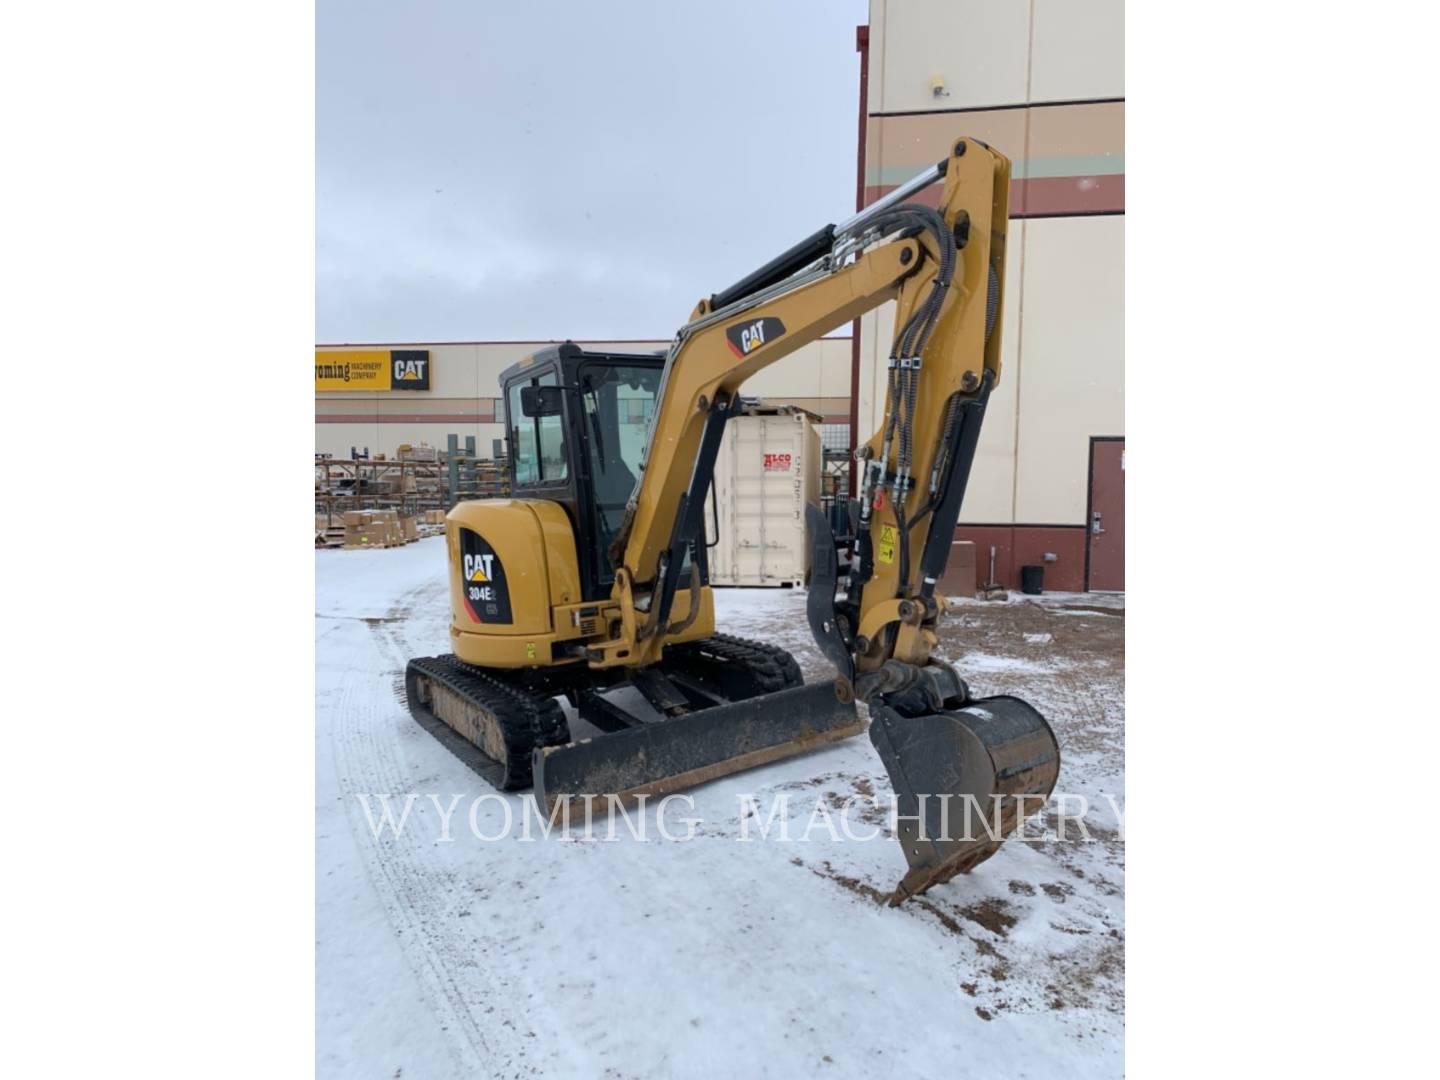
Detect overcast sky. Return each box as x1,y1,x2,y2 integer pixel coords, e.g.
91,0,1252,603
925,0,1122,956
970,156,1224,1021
317,0,869,343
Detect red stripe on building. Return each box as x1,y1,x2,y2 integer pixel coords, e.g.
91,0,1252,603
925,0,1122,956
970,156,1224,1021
863,174,1124,218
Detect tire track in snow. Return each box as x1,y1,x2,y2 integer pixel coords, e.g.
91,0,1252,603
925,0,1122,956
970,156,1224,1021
329,577,536,1078
350,580,848,1076
330,648,492,1070
369,579,603,1075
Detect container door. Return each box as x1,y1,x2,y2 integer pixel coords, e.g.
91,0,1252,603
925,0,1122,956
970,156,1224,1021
719,415,810,586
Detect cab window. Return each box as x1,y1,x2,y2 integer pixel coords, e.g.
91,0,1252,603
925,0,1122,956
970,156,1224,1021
507,370,567,486
577,362,659,584
535,371,568,481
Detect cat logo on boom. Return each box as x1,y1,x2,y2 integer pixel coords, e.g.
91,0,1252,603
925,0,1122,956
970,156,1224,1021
389,349,431,390
725,317,786,360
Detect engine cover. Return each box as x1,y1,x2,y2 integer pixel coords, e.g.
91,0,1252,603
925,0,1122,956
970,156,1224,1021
446,499,581,665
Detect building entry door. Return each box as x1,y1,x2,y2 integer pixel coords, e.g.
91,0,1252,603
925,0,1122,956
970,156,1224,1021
1086,438,1125,591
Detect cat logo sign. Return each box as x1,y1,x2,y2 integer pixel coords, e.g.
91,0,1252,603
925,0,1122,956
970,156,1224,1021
464,552,494,583
388,350,430,390
314,349,432,391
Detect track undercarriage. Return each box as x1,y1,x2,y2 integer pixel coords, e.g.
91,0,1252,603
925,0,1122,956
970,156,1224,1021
405,633,864,810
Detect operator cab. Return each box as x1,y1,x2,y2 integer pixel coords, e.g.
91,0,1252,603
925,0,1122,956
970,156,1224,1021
498,341,705,601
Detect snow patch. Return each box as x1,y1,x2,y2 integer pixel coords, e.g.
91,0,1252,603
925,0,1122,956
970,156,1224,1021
957,652,1056,674
315,543,1124,1077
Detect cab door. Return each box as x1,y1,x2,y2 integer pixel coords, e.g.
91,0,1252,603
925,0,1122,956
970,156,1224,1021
505,365,614,600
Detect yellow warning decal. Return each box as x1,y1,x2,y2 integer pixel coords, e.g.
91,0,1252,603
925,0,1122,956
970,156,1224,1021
877,525,897,565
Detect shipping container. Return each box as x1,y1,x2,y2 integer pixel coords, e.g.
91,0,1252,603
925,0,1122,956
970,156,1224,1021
708,405,822,587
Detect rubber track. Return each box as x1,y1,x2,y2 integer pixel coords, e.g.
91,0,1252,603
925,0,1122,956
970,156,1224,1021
409,635,800,788
406,655,570,789
666,632,804,696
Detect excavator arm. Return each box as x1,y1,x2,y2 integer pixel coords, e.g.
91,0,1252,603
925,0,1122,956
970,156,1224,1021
599,137,1006,688
579,137,1058,903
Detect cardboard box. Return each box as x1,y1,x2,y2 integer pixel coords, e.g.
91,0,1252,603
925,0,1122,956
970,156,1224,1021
401,516,418,541
399,443,438,462
346,525,391,547
337,509,406,547
937,540,977,598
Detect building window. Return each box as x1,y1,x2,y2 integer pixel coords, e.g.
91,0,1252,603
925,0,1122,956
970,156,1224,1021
819,423,851,453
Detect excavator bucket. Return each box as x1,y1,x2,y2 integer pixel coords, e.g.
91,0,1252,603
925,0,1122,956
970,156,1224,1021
534,681,863,815
869,695,1060,905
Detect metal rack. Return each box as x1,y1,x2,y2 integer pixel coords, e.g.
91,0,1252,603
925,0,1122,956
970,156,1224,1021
315,434,512,528
819,447,854,542
314,457,447,525
444,434,509,505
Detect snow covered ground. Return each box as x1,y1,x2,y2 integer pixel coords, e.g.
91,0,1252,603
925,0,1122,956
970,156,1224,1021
317,538,1125,1078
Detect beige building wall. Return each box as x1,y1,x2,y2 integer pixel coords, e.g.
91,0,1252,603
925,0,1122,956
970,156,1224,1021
866,0,1124,113
315,337,851,460
859,0,1124,532
1030,0,1126,102
858,0,1123,589
1012,215,1124,523
867,0,1033,112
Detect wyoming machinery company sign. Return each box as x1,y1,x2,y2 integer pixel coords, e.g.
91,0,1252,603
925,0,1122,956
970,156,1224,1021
315,349,431,391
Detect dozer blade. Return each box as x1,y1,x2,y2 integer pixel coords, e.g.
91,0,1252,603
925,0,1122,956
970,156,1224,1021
869,694,1059,905
534,681,863,813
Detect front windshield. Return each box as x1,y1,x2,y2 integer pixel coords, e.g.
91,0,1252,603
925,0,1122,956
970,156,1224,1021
578,363,660,582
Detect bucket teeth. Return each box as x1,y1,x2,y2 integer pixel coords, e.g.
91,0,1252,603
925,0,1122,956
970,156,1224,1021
869,695,1060,905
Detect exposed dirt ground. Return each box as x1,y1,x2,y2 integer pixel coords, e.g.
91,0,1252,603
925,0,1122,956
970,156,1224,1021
723,588,1128,1028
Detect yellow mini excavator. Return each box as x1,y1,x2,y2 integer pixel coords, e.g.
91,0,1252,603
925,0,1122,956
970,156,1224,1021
406,138,1060,903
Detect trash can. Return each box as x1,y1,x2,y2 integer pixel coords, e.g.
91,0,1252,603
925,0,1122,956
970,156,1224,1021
1020,565,1044,595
